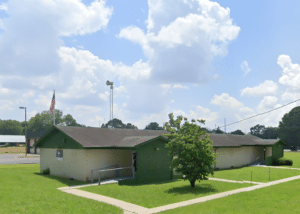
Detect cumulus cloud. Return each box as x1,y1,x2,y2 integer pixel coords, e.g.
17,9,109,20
118,0,240,84
281,91,300,101
240,80,278,97
241,60,251,76
256,96,278,113
211,93,243,108
278,54,300,90
173,84,189,89
0,0,112,77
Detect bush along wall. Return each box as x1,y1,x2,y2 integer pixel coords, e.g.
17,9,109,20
272,157,293,166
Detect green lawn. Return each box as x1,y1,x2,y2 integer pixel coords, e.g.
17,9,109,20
81,179,251,208
207,165,300,183
279,151,300,168
0,164,123,214
160,178,300,214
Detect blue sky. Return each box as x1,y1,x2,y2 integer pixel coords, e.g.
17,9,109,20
0,0,300,133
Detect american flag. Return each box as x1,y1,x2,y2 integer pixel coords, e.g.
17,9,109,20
49,90,55,114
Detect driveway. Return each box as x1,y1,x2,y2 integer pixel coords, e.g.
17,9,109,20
0,154,40,165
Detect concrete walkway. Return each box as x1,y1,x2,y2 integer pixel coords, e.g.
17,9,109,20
252,165,300,170
208,177,263,185
57,174,300,214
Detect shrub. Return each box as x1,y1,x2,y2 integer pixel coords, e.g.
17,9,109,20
42,168,50,175
5,143,9,147
272,157,293,166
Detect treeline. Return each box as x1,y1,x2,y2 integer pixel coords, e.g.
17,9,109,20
2,106,300,148
202,125,279,139
0,109,85,135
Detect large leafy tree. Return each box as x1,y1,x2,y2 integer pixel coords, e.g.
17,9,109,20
212,126,224,134
250,124,266,138
27,109,64,133
0,120,23,135
278,106,300,148
125,123,138,129
163,113,217,188
144,122,164,130
101,118,138,129
262,127,279,139
230,129,245,135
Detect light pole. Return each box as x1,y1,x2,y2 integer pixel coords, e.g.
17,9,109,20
106,80,114,128
19,107,28,157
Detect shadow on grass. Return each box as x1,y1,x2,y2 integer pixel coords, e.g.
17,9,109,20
165,183,218,195
33,172,89,187
119,178,183,187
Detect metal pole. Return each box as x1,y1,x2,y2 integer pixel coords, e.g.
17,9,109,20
251,171,252,185
109,87,111,120
98,172,101,185
112,85,113,122
25,107,27,156
53,90,55,125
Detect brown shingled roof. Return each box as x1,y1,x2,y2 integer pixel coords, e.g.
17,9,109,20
54,125,170,148
40,126,280,148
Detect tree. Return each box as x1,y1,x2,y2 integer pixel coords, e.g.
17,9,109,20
61,114,85,127
230,129,245,135
101,118,138,129
278,106,300,148
163,113,217,188
250,124,266,138
27,109,63,133
144,122,164,130
201,127,213,133
0,120,23,135
262,127,279,139
125,123,138,129
213,126,224,134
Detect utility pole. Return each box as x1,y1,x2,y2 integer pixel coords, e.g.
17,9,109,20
106,80,114,127
224,118,226,133
19,107,27,156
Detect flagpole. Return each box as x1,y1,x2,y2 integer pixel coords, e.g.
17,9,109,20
53,89,55,126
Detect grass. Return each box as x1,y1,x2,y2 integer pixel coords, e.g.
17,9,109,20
208,165,300,183
81,179,251,208
0,164,123,214
0,146,25,154
160,177,300,214
278,151,300,168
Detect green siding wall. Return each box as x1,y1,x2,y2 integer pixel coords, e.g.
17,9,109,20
272,142,284,160
135,139,172,184
38,131,83,149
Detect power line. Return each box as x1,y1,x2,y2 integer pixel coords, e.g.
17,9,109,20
217,98,300,129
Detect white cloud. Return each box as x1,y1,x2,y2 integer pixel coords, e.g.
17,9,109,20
278,54,300,90
118,0,240,84
241,60,251,76
0,0,112,77
281,91,300,101
0,3,7,11
256,96,278,113
189,105,218,125
211,93,243,108
240,80,278,97
173,84,189,89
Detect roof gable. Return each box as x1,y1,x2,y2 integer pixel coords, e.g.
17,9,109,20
35,126,282,149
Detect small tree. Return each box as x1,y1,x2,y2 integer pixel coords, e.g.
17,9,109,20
163,113,217,188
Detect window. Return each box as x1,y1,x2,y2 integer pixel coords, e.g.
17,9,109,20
56,149,63,161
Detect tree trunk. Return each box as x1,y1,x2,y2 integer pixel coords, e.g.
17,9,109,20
190,179,196,188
